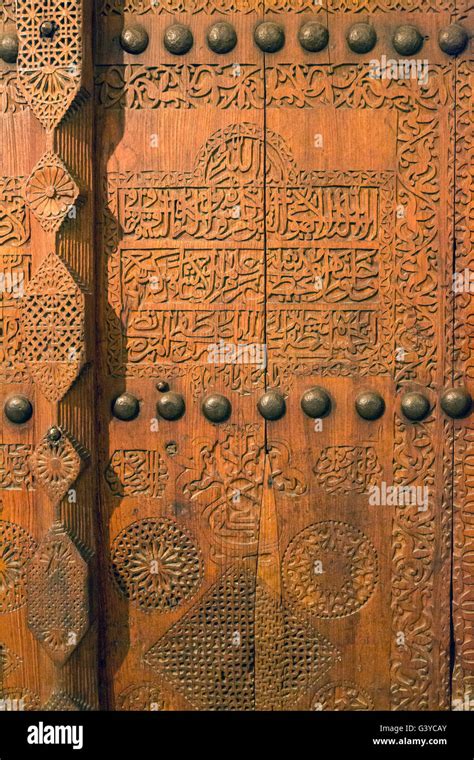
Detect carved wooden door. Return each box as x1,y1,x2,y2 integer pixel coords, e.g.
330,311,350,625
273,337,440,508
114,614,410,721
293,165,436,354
0,0,473,712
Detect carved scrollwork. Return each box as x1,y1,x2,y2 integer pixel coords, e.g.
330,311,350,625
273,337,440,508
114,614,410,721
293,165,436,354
0,521,37,614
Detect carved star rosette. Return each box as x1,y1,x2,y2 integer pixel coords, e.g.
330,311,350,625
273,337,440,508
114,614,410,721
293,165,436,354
23,152,80,233
29,427,88,506
27,522,90,666
19,252,88,402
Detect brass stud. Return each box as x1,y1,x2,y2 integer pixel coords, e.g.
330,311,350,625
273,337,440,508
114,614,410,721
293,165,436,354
207,22,237,54
300,387,331,418
355,391,385,420
202,393,232,423
156,380,170,392
298,22,329,53
400,392,430,422
0,33,19,64
4,395,33,424
392,25,423,56
254,22,285,53
47,426,62,443
257,390,286,420
164,24,194,55
39,21,58,39
440,387,472,419
157,391,185,421
438,24,469,56
112,392,140,421
346,23,377,54
120,25,149,55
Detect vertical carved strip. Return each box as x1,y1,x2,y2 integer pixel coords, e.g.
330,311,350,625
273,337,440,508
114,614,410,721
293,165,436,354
12,0,98,709
452,61,474,709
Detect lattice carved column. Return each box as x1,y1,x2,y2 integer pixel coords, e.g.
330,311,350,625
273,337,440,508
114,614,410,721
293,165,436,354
0,0,98,710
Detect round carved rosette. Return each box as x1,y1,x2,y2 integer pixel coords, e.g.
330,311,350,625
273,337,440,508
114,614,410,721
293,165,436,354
282,520,378,618
111,518,203,612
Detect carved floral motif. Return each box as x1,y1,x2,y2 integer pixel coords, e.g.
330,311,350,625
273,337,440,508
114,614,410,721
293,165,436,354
110,518,203,612
282,521,379,619
23,152,79,233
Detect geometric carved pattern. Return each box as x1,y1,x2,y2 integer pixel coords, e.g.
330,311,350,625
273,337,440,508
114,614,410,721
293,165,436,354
144,568,340,710
313,446,382,495
23,152,79,233
43,691,90,711
20,252,87,401
282,521,378,619
110,518,203,612
0,521,37,614
27,522,89,665
16,0,83,131
311,682,374,711
29,427,87,506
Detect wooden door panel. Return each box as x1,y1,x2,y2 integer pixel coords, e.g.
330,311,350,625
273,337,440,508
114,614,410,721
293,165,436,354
95,4,268,710
263,8,458,710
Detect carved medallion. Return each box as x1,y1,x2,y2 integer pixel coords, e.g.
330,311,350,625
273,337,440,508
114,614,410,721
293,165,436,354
27,522,89,665
16,0,83,131
110,518,203,612
282,521,379,619
29,427,87,506
23,152,79,233
0,521,37,614
311,682,374,711
20,252,87,401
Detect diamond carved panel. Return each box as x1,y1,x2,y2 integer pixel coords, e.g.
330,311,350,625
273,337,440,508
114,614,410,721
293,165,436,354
29,427,88,506
16,0,84,131
27,522,89,666
20,252,87,401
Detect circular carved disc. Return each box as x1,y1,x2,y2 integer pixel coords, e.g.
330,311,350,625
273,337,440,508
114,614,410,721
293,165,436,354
111,518,203,612
282,520,378,618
